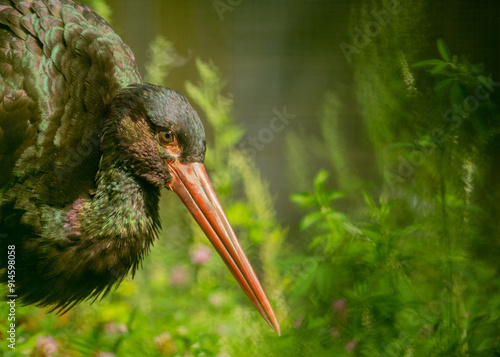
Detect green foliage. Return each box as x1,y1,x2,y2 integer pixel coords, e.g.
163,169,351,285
281,8,500,357
186,59,245,163
80,0,112,23
145,37,180,86
413,39,494,99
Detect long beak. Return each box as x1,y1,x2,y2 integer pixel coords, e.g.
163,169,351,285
166,160,280,335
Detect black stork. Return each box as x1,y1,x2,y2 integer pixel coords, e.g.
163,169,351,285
0,0,280,334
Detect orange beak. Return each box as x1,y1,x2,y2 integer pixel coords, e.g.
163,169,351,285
167,161,280,335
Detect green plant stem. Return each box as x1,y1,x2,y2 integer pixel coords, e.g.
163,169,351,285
439,145,454,350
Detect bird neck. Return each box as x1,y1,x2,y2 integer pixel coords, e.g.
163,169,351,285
74,150,161,241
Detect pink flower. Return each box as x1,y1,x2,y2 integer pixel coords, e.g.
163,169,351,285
208,293,224,307
332,298,348,324
345,339,358,354
170,265,189,286
33,336,59,357
103,321,128,335
329,327,340,338
190,245,212,265
332,298,347,312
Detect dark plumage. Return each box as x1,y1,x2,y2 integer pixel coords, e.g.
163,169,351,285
0,0,279,334
0,0,204,307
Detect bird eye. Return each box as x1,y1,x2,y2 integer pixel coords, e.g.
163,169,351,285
158,130,175,145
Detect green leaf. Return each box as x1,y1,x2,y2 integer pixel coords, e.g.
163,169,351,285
324,190,344,204
435,69,455,77
430,61,449,74
300,211,324,230
290,192,317,208
434,77,455,92
437,39,451,61
363,191,375,209
313,169,329,192
328,210,348,224
342,221,364,237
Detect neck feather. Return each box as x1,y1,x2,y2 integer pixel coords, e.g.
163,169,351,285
79,163,160,240
10,153,162,308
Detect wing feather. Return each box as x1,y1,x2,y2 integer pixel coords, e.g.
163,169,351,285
0,0,143,222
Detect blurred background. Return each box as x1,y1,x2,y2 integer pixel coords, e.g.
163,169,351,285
1,0,500,356
104,0,500,225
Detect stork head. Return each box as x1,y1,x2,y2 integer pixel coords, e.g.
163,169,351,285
104,84,280,335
